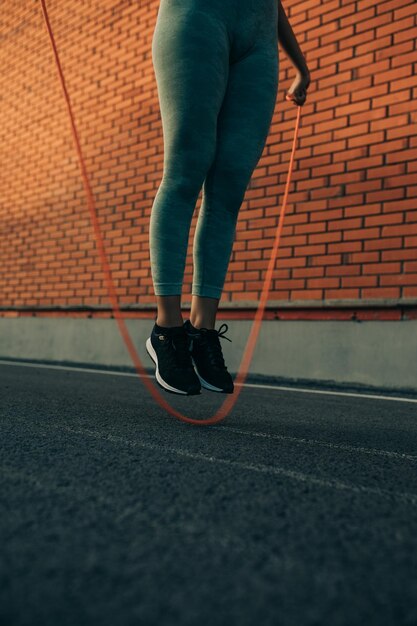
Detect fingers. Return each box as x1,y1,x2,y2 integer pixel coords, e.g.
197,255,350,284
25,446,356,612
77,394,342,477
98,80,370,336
297,90,307,106
285,90,307,106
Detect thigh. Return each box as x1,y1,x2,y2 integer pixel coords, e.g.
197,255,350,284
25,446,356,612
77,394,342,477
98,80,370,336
152,1,232,182
203,45,279,201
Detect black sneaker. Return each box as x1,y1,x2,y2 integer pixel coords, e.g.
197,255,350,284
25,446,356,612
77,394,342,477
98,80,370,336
146,321,201,395
183,319,234,393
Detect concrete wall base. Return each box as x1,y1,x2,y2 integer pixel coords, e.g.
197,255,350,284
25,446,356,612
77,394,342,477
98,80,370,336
1,317,416,394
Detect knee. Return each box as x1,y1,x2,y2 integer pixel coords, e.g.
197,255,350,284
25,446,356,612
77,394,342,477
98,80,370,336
162,153,215,203
162,122,217,195
161,168,206,205
205,164,249,212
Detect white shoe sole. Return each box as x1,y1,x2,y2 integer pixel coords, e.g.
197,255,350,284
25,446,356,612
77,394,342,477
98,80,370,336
190,357,225,392
146,337,197,395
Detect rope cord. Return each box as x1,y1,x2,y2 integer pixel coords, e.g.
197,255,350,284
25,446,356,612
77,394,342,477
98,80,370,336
39,0,301,426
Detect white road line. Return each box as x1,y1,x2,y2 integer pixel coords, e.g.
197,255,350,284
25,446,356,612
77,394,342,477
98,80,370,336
1,359,417,403
49,424,417,507
3,359,416,463
211,426,417,462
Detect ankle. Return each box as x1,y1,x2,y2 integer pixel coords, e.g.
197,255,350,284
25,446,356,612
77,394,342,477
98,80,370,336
189,318,215,330
156,317,183,328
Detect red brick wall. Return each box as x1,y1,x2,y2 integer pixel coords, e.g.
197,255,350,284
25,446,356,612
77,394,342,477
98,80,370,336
1,0,416,319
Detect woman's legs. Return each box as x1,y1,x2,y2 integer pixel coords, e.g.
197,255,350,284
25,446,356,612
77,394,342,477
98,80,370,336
191,44,279,305
149,2,232,326
156,294,219,330
150,1,278,329
189,295,219,330
155,295,183,328
189,44,278,331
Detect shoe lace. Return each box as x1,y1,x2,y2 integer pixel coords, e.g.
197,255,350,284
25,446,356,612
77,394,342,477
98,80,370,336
194,323,232,370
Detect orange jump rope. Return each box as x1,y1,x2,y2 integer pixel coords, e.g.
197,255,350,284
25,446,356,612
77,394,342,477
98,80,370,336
40,0,302,426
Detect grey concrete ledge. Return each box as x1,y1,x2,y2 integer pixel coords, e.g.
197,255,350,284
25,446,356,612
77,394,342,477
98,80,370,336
1,297,417,312
1,317,416,395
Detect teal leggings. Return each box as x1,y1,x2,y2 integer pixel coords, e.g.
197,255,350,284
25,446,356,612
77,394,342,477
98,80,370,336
149,0,279,299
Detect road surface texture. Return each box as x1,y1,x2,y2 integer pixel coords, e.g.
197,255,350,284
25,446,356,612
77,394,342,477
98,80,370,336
1,360,417,626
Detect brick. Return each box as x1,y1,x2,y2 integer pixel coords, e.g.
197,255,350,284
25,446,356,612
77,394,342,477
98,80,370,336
386,122,417,141
367,163,406,179
328,242,363,253
315,163,345,177
335,100,370,117
367,189,406,203
405,211,417,223
361,288,401,298
331,172,363,185
385,174,417,188
324,289,360,299
312,254,342,266
382,200,417,216
386,148,417,163
372,88,410,109
343,228,380,241
295,222,326,235
347,180,382,194
308,277,340,288
349,109,386,126
380,273,417,286
293,267,324,278
348,131,385,148
363,262,402,274
381,223,417,237
364,213,404,227
310,186,344,199
370,138,408,156
342,276,378,287
364,237,403,251
350,252,380,263
346,156,384,172
333,123,370,139
370,114,409,132
291,290,324,300
390,74,417,92
273,278,306,289
293,244,327,256
404,261,417,273
403,287,417,297
276,256,307,268
310,209,344,222
382,249,417,261
327,265,361,277
309,232,342,244
328,194,364,209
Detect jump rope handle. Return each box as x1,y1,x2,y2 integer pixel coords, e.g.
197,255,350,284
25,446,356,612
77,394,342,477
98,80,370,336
285,92,302,104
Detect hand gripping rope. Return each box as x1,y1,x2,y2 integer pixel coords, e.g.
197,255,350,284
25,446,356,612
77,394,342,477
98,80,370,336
40,0,302,426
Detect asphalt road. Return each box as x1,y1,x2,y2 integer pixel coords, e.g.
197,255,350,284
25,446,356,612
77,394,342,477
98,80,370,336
1,360,417,626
